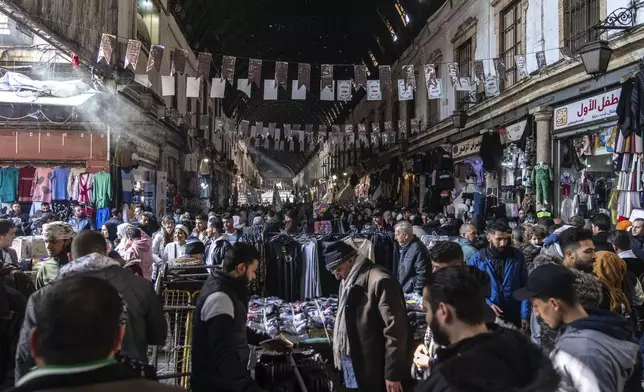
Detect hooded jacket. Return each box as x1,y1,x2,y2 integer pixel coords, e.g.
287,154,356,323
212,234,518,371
394,235,430,295
123,233,153,281
552,310,642,392
456,237,477,263
15,253,167,380
417,326,560,392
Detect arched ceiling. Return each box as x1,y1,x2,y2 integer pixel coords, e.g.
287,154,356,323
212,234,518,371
168,0,447,179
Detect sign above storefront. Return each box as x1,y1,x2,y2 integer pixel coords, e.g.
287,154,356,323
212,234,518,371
452,135,482,160
500,119,527,144
554,88,621,131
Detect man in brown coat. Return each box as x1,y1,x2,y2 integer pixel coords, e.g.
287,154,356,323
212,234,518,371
324,241,411,392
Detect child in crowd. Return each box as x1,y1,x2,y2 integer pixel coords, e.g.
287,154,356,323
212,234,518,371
523,225,546,269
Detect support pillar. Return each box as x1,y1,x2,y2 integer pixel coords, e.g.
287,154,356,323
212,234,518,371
530,107,554,165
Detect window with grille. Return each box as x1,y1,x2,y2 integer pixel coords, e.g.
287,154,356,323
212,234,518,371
501,1,522,90
427,60,441,126
455,38,473,110
564,0,600,53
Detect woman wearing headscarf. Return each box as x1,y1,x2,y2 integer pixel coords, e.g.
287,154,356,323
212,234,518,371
163,224,189,262
114,223,130,254
594,251,634,317
122,225,153,280
101,221,118,252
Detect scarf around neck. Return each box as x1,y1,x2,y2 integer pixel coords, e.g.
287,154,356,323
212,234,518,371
333,256,368,370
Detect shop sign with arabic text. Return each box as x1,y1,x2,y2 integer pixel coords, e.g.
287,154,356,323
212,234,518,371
554,88,621,131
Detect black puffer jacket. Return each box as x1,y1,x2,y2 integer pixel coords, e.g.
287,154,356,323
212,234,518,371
0,282,25,389
394,235,430,294
417,326,560,392
204,237,232,266
15,253,167,380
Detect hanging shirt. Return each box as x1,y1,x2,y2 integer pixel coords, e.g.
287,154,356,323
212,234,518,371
92,171,112,209
67,168,85,202
0,167,19,203
18,166,36,203
31,168,54,203
51,167,71,200
121,168,133,204
78,172,94,205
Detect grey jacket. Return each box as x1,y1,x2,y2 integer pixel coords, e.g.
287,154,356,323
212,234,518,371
456,237,477,263
395,236,430,295
15,253,167,379
551,310,641,392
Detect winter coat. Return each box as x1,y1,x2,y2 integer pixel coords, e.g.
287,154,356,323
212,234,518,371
0,282,25,390
456,238,476,263
15,253,167,380
344,258,411,392
413,226,428,241
394,236,430,294
592,231,613,252
551,310,642,392
468,247,530,326
204,237,231,266
191,268,261,392
9,362,184,392
67,216,94,232
417,326,560,392
123,234,154,280
631,235,644,261
0,248,18,267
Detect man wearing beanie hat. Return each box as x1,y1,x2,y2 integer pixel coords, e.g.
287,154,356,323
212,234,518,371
323,240,410,392
34,221,75,289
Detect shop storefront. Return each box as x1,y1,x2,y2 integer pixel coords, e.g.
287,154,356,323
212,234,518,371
450,135,482,220
497,118,533,221
552,88,621,222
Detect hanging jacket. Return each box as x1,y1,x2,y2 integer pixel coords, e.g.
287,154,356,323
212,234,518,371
479,132,502,171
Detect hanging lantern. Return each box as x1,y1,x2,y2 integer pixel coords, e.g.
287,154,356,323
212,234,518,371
451,110,469,129
578,40,613,76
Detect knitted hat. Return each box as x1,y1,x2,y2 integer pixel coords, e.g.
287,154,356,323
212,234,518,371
323,241,357,271
616,220,632,231
174,224,189,237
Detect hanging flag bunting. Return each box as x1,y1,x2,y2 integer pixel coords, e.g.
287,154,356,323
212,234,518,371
284,124,292,139
171,49,188,76
367,80,382,101
298,63,311,90
196,52,212,79
268,123,277,140
297,130,305,151
474,60,485,85
515,55,529,79
211,78,226,98
397,79,413,101
321,64,334,90
345,124,354,146
379,65,392,92
398,120,408,137
337,80,352,101
97,33,115,64
161,76,174,96
146,44,164,72
318,125,328,142
221,55,236,83
124,39,141,70
354,65,368,90
424,64,437,88
251,121,261,139
410,118,420,135
248,59,262,87
403,65,416,90
186,77,200,98
485,74,500,97
275,61,288,88
263,79,278,100
358,123,368,146
493,58,506,80
237,79,251,97
291,80,306,100
240,120,250,137
320,81,335,101
384,121,393,145
447,63,460,87
560,47,576,62
215,117,224,133
536,51,547,71
427,78,443,100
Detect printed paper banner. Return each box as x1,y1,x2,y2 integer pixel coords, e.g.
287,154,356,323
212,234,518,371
455,77,473,92
337,80,352,101
221,55,236,82
515,55,529,79
345,124,354,146
447,63,460,87
161,75,174,96
485,75,499,97
367,80,382,101
196,52,212,79
210,78,226,98
215,117,224,133
403,65,416,90
263,79,278,100
320,80,335,101
171,49,188,75
427,78,443,100
371,122,381,145
97,33,115,64
379,65,392,91
321,64,334,90
397,79,413,101
124,39,141,70
358,123,368,145
383,121,393,145
248,59,262,87
284,124,292,139
291,80,306,100
410,118,420,134
424,64,437,88
146,44,164,72
237,78,251,97
254,121,262,138
298,63,311,90
536,51,547,71
240,120,250,136
398,120,408,136
494,58,506,80
186,77,200,98
275,61,288,88
354,65,368,90
474,60,485,85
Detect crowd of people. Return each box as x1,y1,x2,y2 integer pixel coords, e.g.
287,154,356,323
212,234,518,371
1,198,644,391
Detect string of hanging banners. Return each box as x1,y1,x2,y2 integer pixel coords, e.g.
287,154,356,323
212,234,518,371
97,33,575,103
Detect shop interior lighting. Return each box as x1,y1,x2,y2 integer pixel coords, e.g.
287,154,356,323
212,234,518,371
343,172,347,176
332,175,337,180
203,158,209,163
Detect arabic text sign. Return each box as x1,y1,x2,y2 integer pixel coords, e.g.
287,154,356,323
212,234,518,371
452,135,483,160
553,88,621,131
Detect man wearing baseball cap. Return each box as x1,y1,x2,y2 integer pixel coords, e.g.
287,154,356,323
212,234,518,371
514,264,641,392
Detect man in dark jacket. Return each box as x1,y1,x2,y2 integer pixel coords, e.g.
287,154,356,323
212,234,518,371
15,231,167,380
10,276,183,392
222,213,243,245
591,213,613,252
418,266,559,392
0,279,26,389
610,229,644,279
324,241,410,392
394,221,430,294
204,216,231,267
468,222,529,330
191,243,262,392
631,218,644,260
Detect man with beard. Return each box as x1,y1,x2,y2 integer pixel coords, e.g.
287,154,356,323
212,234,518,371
559,227,596,273
515,264,642,392
0,220,18,266
591,213,613,252
630,218,644,260
324,240,410,392
34,222,75,289
191,242,262,392
417,266,559,392
468,222,529,330
68,205,94,233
